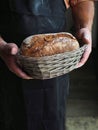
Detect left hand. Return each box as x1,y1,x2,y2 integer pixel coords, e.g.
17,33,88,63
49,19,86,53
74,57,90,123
75,28,92,68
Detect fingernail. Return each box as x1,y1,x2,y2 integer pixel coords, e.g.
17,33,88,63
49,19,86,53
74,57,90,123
11,48,17,55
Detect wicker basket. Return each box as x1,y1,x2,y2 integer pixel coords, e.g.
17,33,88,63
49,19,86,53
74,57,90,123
16,43,87,79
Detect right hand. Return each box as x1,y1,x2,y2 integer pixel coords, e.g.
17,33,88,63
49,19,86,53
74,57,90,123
0,43,32,79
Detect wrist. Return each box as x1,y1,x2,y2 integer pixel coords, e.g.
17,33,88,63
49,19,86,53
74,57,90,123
75,26,92,32
75,28,92,44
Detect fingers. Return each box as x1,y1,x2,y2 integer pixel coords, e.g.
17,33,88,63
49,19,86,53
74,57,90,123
2,44,32,79
75,28,92,68
11,45,19,55
4,43,19,55
11,66,32,80
8,58,32,79
77,45,91,68
0,42,32,79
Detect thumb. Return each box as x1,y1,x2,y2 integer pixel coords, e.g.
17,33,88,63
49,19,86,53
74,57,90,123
82,32,91,44
6,43,19,55
76,28,92,44
11,46,18,55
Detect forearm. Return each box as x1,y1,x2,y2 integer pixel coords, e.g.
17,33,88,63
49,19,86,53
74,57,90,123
71,1,94,31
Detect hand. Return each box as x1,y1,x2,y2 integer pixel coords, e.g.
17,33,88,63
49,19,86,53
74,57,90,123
0,43,32,79
75,28,92,68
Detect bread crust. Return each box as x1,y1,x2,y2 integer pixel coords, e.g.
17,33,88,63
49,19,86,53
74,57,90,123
20,32,79,57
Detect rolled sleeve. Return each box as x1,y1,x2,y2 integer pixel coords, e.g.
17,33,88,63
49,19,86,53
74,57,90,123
64,0,94,8
70,0,94,7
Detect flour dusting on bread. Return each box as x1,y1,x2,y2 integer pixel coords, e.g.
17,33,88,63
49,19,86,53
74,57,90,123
20,32,79,57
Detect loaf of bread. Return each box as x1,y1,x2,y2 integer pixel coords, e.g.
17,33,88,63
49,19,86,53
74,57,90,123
20,32,79,57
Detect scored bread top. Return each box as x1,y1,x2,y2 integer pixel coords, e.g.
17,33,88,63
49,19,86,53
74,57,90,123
20,32,79,57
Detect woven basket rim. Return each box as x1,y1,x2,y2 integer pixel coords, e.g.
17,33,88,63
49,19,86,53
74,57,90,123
16,44,87,79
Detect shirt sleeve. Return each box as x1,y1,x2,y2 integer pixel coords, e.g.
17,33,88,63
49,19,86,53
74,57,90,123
64,0,94,8
64,0,70,8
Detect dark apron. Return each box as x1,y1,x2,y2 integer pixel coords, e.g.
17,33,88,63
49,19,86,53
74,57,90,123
0,1,69,130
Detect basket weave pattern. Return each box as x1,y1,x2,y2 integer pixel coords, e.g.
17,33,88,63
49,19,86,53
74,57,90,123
16,45,87,79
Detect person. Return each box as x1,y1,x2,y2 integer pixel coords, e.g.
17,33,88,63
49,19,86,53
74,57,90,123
0,0,94,130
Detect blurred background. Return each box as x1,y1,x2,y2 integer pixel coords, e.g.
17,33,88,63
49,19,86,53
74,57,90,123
66,2,98,130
